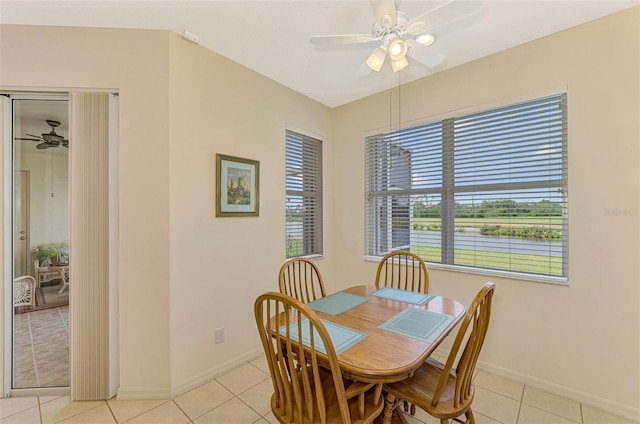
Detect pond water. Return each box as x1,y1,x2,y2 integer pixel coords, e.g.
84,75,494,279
287,222,563,257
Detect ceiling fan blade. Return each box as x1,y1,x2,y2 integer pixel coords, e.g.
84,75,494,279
355,62,374,79
25,133,45,140
36,143,52,150
370,0,397,29
407,0,483,35
310,34,378,46
407,44,447,68
15,137,42,142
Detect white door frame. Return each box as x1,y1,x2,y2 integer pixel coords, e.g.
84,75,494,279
1,90,119,398
2,93,11,397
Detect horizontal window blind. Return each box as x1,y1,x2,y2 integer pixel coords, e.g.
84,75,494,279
366,93,568,279
286,130,323,258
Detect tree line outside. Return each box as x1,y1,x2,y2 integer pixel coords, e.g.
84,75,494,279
411,198,563,239
413,198,562,219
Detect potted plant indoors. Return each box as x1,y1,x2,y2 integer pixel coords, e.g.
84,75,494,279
31,242,69,267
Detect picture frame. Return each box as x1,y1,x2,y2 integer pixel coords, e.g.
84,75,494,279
216,154,260,217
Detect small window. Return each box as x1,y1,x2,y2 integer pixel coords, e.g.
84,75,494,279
365,93,568,280
286,129,323,258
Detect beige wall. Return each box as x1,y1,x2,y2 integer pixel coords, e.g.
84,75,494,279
0,5,638,420
166,33,332,391
0,24,333,398
16,152,69,249
329,6,639,419
0,24,173,395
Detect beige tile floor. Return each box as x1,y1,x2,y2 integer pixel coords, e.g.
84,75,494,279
13,303,69,388
0,356,636,424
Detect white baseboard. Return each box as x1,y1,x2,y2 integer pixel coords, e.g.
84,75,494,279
116,348,264,400
478,361,639,423
118,348,640,423
434,346,638,423
169,348,264,398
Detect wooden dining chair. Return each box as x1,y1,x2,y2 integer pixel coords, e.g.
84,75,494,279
382,282,496,424
278,258,326,303
375,251,429,293
255,292,384,424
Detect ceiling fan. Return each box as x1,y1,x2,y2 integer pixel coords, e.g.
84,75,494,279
310,0,483,73
15,119,69,149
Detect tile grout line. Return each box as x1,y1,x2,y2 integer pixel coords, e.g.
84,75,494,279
520,385,585,424
26,312,41,387
171,398,194,423
515,384,525,423
194,396,241,422
117,400,172,424
235,391,270,421
104,399,120,424
38,396,44,424
57,307,69,333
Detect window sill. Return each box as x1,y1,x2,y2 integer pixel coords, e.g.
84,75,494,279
290,254,324,261
364,256,568,286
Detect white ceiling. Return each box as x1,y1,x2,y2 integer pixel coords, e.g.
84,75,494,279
1,0,638,108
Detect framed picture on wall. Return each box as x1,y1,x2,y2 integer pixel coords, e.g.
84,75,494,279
216,154,260,217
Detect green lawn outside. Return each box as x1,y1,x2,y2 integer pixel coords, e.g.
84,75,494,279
286,237,303,258
413,245,562,276
288,236,561,275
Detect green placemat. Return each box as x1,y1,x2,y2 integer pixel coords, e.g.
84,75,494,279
370,287,434,305
308,292,369,315
379,308,454,343
279,318,368,355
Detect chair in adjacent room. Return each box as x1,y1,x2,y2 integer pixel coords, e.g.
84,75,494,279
382,282,496,424
57,266,70,294
375,251,429,293
13,275,36,310
278,257,326,303
255,292,384,424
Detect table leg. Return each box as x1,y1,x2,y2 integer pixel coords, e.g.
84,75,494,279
377,392,409,424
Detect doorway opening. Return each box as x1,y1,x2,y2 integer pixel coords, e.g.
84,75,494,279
3,90,118,399
11,96,70,389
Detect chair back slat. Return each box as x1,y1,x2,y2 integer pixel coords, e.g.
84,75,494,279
431,282,495,409
255,292,352,423
279,258,326,303
375,251,429,293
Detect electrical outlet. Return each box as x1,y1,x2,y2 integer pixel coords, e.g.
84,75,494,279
215,327,225,344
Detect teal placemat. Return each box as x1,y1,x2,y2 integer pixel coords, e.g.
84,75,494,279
308,292,369,315
370,287,435,305
379,308,454,343
279,318,368,355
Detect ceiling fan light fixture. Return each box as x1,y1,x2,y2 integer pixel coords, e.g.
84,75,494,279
416,33,437,47
391,57,409,73
388,38,408,61
366,46,387,72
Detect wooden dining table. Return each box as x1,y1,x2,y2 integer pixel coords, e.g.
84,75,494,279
305,284,466,424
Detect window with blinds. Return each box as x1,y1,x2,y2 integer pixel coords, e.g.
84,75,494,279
366,93,568,279
286,130,323,258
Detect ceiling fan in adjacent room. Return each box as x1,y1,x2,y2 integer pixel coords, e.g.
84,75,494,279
15,119,69,149
310,0,483,73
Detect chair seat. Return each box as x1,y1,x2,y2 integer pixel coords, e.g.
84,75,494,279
271,368,383,424
385,358,475,421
